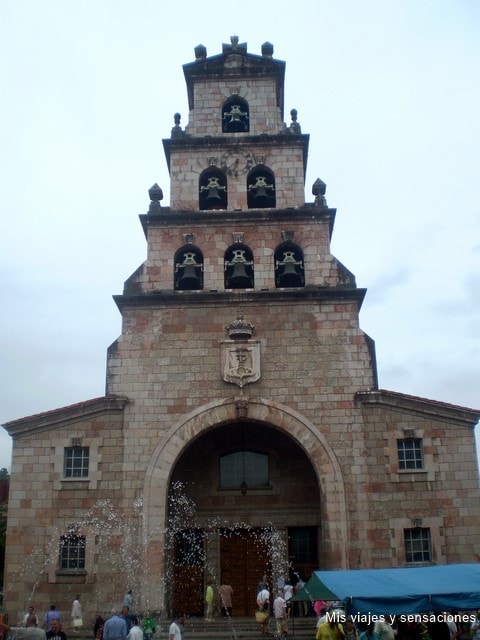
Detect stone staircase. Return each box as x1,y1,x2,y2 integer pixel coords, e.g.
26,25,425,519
174,616,316,639
73,616,316,640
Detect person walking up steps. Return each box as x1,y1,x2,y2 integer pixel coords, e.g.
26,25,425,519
205,580,215,622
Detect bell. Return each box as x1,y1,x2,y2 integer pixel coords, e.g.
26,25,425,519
251,186,274,208
228,119,246,133
224,104,248,132
227,262,252,288
205,186,222,205
177,264,202,290
277,262,303,287
278,262,303,287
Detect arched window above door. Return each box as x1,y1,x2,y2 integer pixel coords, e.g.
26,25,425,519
199,168,227,210
274,241,305,288
222,95,250,133
219,450,269,488
224,244,254,289
174,245,204,291
247,166,276,209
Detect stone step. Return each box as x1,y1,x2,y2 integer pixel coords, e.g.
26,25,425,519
184,618,312,640
73,617,317,640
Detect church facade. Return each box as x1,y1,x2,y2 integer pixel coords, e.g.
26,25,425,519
3,37,480,621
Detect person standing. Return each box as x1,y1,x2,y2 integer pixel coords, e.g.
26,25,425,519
273,589,288,638
93,615,105,640
141,614,155,640
1,615,46,640
23,607,39,627
122,591,133,609
204,580,215,622
317,619,346,640
443,613,459,640
168,613,184,640
257,586,271,636
46,619,67,640
126,617,143,640
103,610,127,640
345,618,358,640
220,582,234,617
44,607,61,633
314,601,327,620
283,581,294,618
121,607,132,635
374,619,395,640
71,596,83,632
295,577,308,617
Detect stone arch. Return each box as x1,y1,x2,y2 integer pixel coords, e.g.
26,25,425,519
246,165,276,209
173,244,204,291
274,240,305,288
143,396,349,572
224,242,254,289
198,166,227,210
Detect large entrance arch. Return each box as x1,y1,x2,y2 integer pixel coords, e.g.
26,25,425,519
142,397,348,614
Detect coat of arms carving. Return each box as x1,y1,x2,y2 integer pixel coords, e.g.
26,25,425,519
222,315,260,389
222,342,260,388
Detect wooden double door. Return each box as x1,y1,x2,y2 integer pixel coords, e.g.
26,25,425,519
172,528,270,617
220,528,270,616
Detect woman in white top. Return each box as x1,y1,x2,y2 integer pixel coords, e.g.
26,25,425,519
168,613,184,640
127,618,144,640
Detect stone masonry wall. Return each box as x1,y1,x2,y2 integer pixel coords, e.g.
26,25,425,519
106,296,374,524
132,216,337,292
169,143,306,211
4,409,130,622
186,77,284,137
351,402,480,567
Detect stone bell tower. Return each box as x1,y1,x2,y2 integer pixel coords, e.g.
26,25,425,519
106,35,376,613
113,35,361,300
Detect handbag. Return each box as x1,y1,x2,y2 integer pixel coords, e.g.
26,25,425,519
255,611,269,623
73,619,83,628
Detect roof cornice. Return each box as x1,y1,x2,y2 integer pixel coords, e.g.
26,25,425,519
355,389,480,427
113,286,367,312
182,49,285,112
139,204,336,239
3,396,129,437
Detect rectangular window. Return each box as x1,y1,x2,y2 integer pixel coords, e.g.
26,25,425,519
397,438,424,470
288,527,317,564
59,535,86,570
64,447,89,478
404,528,431,563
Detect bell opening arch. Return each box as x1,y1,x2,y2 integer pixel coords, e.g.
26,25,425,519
142,397,348,614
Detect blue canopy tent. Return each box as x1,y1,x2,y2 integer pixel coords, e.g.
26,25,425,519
292,564,480,615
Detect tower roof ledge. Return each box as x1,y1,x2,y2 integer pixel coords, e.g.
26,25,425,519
139,205,336,238
183,39,286,112
113,286,366,312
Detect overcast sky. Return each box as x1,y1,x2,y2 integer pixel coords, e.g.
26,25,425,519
1,0,479,471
